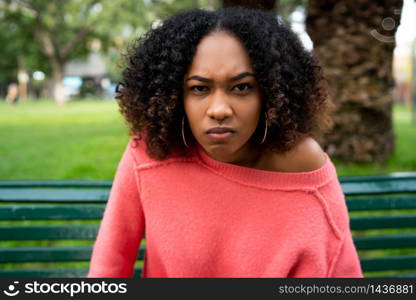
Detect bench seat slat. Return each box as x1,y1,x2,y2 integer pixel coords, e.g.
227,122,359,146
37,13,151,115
0,246,145,263
350,215,416,230
0,188,109,203
354,234,416,250
0,225,99,240
346,195,416,211
361,255,416,272
0,205,104,220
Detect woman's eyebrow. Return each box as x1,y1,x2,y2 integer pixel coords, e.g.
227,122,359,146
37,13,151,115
229,72,255,82
185,72,255,83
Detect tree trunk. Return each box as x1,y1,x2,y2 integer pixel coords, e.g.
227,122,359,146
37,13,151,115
17,56,28,102
306,0,402,163
222,0,276,11
51,58,66,105
206,0,216,10
412,40,416,123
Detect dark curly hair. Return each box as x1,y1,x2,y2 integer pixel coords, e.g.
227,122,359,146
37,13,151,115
117,7,333,160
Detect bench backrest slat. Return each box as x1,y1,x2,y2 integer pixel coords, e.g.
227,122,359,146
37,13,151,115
0,246,145,263
360,255,416,272
0,247,92,263
0,188,108,203
353,234,416,250
350,215,416,230
0,225,99,240
0,205,104,220
346,195,416,211
340,174,416,195
0,180,112,188
0,268,143,278
0,269,91,278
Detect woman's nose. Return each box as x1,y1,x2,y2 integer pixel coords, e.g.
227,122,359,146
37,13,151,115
206,90,233,122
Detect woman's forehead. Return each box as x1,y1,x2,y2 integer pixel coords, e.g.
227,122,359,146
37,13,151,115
186,31,254,80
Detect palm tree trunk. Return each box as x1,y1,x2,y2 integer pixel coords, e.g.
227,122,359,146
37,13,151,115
306,0,403,162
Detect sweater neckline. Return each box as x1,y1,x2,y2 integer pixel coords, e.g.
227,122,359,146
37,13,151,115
194,144,337,190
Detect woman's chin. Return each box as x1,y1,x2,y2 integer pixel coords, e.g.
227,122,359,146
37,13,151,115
202,144,240,162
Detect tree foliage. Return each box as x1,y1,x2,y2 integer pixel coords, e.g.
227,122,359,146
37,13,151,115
0,0,155,100
0,0,225,98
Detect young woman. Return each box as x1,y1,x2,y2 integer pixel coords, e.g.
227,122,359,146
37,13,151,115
88,7,363,278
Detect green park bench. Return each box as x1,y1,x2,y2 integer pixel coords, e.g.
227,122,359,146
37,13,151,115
0,173,416,278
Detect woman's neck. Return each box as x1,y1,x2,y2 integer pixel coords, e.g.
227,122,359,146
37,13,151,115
228,143,263,169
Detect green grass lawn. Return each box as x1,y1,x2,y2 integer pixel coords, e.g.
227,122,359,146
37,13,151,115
0,99,129,180
0,99,415,179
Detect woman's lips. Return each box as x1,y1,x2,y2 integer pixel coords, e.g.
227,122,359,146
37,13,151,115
206,131,235,141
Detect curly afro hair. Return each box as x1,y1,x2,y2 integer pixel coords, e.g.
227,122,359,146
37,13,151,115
117,7,333,160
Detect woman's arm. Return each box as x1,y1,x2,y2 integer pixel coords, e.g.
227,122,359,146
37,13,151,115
328,230,364,278
88,142,145,278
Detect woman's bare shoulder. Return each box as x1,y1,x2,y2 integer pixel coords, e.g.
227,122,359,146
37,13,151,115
266,137,327,173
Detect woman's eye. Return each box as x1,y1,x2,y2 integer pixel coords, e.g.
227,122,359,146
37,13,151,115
233,83,253,92
190,86,209,93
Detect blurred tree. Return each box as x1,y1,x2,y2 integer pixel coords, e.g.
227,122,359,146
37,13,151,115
0,2,49,95
1,0,222,101
221,0,306,21
306,0,403,162
1,0,152,104
278,0,307,21
222,0,276,11
104,0,221,81
104,0,203,81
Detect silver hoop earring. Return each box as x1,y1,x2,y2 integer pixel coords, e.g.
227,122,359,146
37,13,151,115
182,116,189,148
260,113,268,145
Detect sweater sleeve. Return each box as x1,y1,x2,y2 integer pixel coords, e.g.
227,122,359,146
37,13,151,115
88,142,145,278
329,230,364,278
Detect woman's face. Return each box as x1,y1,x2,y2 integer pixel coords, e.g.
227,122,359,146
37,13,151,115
183,31,262,164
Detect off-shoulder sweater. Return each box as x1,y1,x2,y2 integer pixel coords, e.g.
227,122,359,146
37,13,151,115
88,138,363,278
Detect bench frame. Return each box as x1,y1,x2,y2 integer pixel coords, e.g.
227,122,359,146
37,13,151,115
1,173,416,278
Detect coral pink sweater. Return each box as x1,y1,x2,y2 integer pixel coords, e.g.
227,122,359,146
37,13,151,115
88,138,363,278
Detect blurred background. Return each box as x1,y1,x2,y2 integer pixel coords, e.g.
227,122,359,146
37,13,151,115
0,0,415,179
